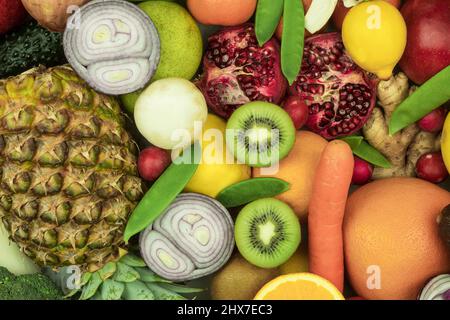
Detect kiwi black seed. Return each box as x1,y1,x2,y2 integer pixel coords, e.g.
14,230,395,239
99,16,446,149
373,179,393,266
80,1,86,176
226,102,295,167
235,198,301,268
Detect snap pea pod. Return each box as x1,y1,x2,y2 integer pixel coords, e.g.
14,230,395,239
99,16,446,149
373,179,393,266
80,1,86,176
255,0,284,46
281,0,305,85
123,143,200,242
341,136,391,168
389,66,450,135
216,177,290,208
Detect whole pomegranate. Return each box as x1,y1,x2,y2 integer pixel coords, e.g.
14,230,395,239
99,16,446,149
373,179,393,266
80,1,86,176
289,33,376,139
198,24,287,119
399,0,450,84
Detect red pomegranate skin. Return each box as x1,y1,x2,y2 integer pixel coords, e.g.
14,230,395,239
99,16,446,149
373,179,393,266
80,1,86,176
399,0,450,84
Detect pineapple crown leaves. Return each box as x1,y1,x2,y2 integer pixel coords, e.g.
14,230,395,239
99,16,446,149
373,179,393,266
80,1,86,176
68,254,203,300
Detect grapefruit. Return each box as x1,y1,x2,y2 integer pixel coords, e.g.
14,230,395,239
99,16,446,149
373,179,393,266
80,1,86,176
344,178,450,300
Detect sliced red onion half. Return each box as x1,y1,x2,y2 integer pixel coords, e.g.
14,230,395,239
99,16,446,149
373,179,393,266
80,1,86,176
139,193,234,282
63,0,160,95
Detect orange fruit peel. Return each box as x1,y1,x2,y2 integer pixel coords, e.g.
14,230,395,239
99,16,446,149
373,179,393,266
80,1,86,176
254,273,345,300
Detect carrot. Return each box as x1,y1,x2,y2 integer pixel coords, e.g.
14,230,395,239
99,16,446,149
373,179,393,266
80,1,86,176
308,140,354,292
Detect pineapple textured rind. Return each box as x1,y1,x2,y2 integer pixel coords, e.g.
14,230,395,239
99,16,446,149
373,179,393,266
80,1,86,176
0,66,144,272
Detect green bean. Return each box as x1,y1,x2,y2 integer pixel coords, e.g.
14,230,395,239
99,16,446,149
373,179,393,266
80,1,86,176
255,0,285,46
341,136,391,168
281,0,305,85
389,66,450,135
100,279,124,300
123,143,200,242
216,177,290,208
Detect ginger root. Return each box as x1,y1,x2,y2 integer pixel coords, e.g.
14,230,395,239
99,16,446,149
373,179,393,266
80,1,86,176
363,73,441,179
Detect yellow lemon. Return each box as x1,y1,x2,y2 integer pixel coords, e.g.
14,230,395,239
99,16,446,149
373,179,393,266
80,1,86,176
442,114,450,173
185,114,250,197
342,0,407,79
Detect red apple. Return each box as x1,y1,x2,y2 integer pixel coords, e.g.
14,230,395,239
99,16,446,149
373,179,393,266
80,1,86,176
333,0,401,30
138,146,171,182
399,0,450,84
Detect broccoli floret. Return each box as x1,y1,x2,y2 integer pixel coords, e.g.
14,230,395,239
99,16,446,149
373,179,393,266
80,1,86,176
0,267,63,300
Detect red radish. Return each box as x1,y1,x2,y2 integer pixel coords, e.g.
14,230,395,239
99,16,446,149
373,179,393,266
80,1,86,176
138,146,172,182
198,24,287,119
290,33,376,139
399,0,450,84
0,0,27,34
332,0,401,30
308,140,354,292
282,96,309,130
351,157,373,185
416,152,449,184
418,107,447,133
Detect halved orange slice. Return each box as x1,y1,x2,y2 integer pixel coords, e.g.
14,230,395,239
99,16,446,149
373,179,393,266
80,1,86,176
254,273,345,300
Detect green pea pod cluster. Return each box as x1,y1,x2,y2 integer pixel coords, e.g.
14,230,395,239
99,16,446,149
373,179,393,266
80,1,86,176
256,0,305,85
66,254,202,300
389,66,450,135
340,136,391,168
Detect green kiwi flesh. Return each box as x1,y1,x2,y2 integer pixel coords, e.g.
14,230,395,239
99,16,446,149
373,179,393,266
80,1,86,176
226,102,295,167
235,198,301,268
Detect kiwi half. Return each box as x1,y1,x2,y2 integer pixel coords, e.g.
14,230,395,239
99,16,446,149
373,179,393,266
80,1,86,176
226,102,295,167
235,198,301,268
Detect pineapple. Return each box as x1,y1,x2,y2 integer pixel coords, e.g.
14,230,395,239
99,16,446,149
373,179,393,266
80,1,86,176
0,66,144,272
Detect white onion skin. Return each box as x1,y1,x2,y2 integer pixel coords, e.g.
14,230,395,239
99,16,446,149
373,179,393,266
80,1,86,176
140,193,234,282
22,0,90,32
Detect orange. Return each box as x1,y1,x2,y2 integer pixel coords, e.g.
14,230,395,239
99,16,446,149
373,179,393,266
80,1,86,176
254,273,344,300
187,0,256,26
345,178,450,300
253,131,328,222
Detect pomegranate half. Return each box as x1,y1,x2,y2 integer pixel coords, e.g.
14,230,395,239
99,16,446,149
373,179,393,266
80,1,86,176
289,32,376,139
198,24,287,119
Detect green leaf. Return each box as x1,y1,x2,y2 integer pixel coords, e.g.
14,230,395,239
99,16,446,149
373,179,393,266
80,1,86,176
98,262,117,281
145,283,186,300
124,143,200,242
158,282,204,294
255,0,284,46
354,140,391,168
136,268,170,283
281,0,305,85
216,178,290,208
100,279,125,300
389,66,450,135
79,272,102,300
114,262,140,283
123,281,155,300
120,254,147,268
340,136,364,150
